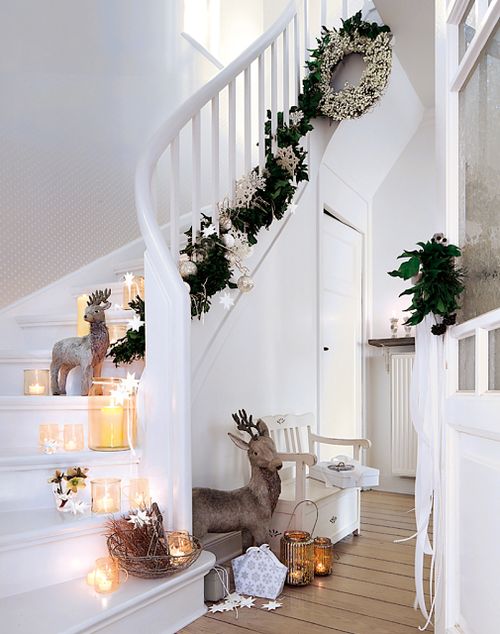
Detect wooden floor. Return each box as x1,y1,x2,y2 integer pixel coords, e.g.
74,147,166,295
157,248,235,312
182,491,433,634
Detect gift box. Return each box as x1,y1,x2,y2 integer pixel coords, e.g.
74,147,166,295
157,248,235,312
309,457,379,489
231,544,287,599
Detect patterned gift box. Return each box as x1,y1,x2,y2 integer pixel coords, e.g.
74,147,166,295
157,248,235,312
232,544,287,600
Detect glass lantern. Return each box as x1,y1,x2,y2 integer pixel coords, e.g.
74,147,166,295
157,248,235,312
24,369,50,395
123,275,144,307
91,478,121,514
88,378,137,451
280,530,315,586
92,557,127,594
314,537,334,576
39,423,60,453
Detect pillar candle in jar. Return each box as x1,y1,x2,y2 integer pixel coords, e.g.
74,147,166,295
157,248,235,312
100,405,125,448
77,294,90,337
63,424,84,451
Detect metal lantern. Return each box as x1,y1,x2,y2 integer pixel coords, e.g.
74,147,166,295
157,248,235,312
314,537,334,576
280,530,315,586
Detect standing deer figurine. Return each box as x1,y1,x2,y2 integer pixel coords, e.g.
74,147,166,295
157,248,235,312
50,289,112,396
192,410,282,547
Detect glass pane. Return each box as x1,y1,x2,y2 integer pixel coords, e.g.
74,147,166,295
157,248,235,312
459,23,500,321
459,336,476,391
460,1,476,60
488,329,500,390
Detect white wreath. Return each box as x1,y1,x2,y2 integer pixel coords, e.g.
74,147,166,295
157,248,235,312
319,31,392,121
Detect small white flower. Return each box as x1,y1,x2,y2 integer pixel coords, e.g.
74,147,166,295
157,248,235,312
261,600,282,611
127,510,152,528
127,314,144,332
219,292,235,311
202,224,217,238
289,110,304,126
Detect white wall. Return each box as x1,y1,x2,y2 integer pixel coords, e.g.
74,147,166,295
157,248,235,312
367,113,439,493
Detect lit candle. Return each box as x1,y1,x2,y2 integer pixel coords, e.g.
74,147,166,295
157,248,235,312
39,423,60,453
77,294,90,337
100,406,125,449
63,424,84,451
91,478,121,514
86,570,96,586
93,557,123,594
28,383,45,395
168,531,193,565
96,577,112,593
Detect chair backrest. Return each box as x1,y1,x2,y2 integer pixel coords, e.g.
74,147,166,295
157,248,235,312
260,413,315,455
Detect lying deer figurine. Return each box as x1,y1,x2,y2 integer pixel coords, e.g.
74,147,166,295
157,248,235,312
192,410,282,547
51,289,111,396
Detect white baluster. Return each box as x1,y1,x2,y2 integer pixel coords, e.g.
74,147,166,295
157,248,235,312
169,137,180,260
258,52,265,172
228,79,236,197
271,40,277,152
294,13,301,101
283,26,290,124
211,94,220,233
192,112,201,245
244,66,251,173
321,0,327,27
304,0,310,64
342,0,348,20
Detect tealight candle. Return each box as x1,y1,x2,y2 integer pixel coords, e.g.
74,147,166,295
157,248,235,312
24,369,50,396
91,478,121,514
93,557,126,594
63,424,84,452
168,531,193,566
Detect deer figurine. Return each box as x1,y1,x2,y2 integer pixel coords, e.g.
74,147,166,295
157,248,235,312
50,289,112,396
192,410,282,547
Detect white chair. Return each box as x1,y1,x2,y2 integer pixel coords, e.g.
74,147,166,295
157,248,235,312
261,413,371,552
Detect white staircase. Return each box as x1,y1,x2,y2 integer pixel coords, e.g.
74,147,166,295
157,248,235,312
0,1,346,631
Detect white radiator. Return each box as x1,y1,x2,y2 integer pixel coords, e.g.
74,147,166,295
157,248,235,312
391,353,417,476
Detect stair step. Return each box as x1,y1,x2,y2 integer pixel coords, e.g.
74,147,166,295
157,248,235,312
70,282,124,306
15,310,134,349
0,352,144,396
113,258,145,280
0,550,214,633
0,446,140,512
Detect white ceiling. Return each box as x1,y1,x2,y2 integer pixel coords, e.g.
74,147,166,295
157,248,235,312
374,0,435,107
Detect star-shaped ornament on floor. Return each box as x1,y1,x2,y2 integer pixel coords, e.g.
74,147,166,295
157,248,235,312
219,291,235,310
208,602,226,613
261,600,282,611
127,314,144,332
238,596,256,608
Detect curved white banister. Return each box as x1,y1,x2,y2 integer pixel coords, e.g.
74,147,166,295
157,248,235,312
134,0,328,531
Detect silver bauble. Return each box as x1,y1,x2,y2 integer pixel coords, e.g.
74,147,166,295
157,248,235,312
238,243,254,259
237,274,254,293
219,215,233,232
179,260,198,279
226,251,238,265
222,233,236,248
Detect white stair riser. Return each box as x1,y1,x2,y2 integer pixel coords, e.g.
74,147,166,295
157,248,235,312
0,528,108,598
0,460,138,511
0,359,144,396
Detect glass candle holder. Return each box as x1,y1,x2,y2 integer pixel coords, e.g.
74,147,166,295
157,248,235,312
280,530,315,586
39,423,60,453
92,557,127,594
88,378,137,451
108,324,127,345
76,294,90,337
167,530,194,567
314,537,334,576
91,478,121,514
126,478,150,510
63,424,84,452
123,274,145,307
24,369,50,396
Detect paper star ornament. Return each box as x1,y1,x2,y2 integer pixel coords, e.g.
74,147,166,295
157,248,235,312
208,602,226,613
261,600,282,611
202,224,217,238
124,272,135,287
127,510,152,528
239,596,256,608
127,314,144,332
219,292,235,310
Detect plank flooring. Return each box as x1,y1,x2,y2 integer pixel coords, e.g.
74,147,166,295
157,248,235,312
181,491,433,634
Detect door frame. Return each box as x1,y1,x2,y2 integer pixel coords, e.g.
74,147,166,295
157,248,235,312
317,162,370,445
437,1,500,632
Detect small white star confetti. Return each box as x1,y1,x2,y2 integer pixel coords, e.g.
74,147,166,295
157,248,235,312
219,292,235,310
127,510,152,528
127,314,144,332
239,596,256,608
202,224,217,238
261,600,282,611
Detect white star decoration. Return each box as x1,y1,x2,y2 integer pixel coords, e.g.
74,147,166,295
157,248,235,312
239,596,256,608
219,292,235,310
208,603,226,614
202,224,218,238
124,272,135,287
289,109,304,126
127,510,152,529
110,387,127,406
122,372,140,393
275,145,299,177
63,499,89,515
42,439,58,455
261,600,282,611
127,314,144,332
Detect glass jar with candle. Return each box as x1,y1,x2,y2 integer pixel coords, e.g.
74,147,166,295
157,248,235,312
88,378,137,451
39,423,60,453
125,478,150,510
313,537,334,576
91,478,121,514
63,424,84,452
92,557,128,594
167,531,194,567
280,530,315,586
24,369,50,396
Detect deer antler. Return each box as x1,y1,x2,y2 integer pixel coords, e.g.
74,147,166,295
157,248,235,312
232,409,260,440
87,289,112,307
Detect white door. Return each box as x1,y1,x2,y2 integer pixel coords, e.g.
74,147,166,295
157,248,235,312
439,2,500,633
320,213,363,459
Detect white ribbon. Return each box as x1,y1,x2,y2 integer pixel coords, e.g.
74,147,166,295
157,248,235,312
245,544,284,569
410,315,445,629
